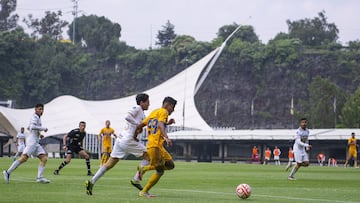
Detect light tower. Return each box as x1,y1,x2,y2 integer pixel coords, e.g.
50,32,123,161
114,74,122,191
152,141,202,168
72,0,79,44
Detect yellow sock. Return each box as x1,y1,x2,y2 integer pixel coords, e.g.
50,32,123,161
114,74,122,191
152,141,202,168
101,154,109,165
142,165,155,173
142,173,162,193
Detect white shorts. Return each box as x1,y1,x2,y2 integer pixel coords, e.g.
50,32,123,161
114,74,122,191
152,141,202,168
22,143,46,157
17,144,26,152
288,158,294,162
274,156,280,160
293,149,309,163
110,138,146,159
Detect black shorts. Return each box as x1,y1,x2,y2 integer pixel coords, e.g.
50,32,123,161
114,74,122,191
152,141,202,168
66,145,84,155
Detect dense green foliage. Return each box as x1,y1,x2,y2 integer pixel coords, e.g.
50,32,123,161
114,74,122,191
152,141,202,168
0,158,359,203
0,6,360,129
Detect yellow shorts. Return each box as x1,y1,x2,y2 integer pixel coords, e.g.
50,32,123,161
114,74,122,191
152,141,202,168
102,143,112,153
147,146,172,168
348,149,357,158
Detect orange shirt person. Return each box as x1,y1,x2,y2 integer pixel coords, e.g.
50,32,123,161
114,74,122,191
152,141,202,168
263,147,271,165
285,147,294,171
251,146,260,164
273,146,281,166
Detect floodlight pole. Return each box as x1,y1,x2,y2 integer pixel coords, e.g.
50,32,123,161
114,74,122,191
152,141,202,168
72,0,79,44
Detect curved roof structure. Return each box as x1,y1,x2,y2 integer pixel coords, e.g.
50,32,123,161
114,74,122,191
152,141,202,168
0,48,219,137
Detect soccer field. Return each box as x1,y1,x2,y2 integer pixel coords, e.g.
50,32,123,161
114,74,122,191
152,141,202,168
0,158,359,203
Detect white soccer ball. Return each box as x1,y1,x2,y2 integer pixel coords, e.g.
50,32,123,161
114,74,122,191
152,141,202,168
236,183,252,199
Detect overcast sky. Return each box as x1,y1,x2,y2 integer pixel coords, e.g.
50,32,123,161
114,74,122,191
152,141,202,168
16,0,360,49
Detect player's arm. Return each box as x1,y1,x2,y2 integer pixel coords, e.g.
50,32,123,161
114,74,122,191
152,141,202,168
97,130,102,142
134,122,146,141
63,133,68,149
126,107,141,125
159,121,172,147
29,117,48,132
167,118,175,125
295,137,311,148
15,137,18,146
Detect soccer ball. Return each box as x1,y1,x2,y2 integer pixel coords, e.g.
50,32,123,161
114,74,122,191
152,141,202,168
236,183,252,199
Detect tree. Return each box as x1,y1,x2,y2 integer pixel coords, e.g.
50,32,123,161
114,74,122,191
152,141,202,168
0,0,18,31
156,20,176,47
217,23,258,43
0,29,32,106
287,11,339,46
23,10,68,40
68,15,121,52
307,77,344,128
340,87,360,128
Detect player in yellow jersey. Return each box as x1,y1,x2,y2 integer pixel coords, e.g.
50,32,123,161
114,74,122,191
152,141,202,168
344,132,358,168
134,96,177,198
98,120,116,165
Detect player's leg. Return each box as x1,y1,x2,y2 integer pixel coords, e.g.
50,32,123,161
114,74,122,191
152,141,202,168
36,152,50,183
86,154,121,195
54,152,72,175
79,149,93,175
162,147,174,170
140,147,163,197
344,151,351,167
100,144,110,166
288,151,302,180
352,151,358,167
3,147,31,183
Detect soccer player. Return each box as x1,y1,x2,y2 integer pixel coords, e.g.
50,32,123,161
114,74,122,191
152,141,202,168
250,146,260,164
13,127,26,161
98,120,116,165
135,96,177,198
53,121,93,176
328,157,337,167
263,147,271,165
317,153,326,166
85,93,150,195
273,146,281,166
3,103,50,184
285,146,294,171
288,117,312,180
344,132,358,168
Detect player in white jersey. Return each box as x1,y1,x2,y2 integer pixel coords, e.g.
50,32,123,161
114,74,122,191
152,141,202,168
85,93,150,195
288,117,312,180
3,103,50,184
13,127,26,161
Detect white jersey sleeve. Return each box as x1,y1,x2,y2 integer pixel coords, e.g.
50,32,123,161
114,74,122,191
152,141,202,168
121,105,145,141
293,127,310,151
27,113,46,145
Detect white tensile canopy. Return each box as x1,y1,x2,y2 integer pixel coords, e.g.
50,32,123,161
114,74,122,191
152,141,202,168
0,49,218,138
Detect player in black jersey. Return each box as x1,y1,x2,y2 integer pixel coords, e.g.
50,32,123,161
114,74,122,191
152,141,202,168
54,121,93,176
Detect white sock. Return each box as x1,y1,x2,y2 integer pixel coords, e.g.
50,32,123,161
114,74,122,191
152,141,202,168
133,159,149,181
38,165,45,179
91,165,107,184
289,166,298,177
7,160,21,173
140,159,149,167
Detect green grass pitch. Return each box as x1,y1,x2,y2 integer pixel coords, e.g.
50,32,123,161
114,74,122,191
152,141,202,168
0,158,359,203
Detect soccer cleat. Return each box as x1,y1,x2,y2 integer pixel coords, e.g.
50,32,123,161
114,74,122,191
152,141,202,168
287,176,296,180
36,177,50,183
85,180,93,195
139,191,156,198
130,179,143,191
87,171,94,176
137,164,144,181
53,170,59,175
3,170,10,184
